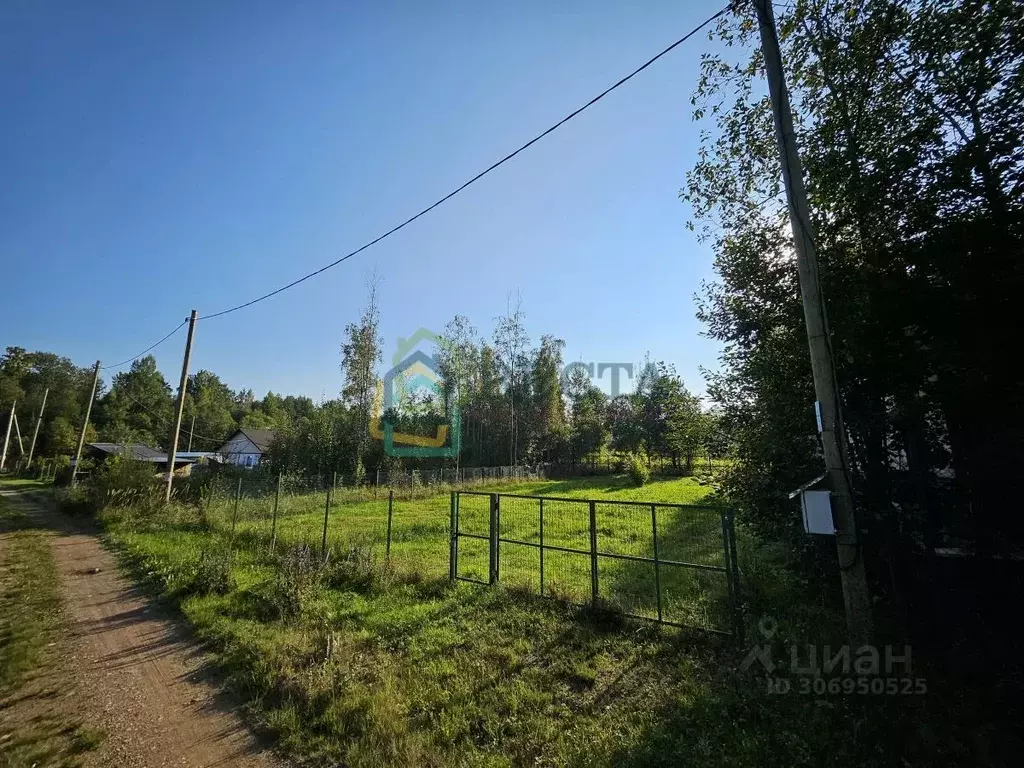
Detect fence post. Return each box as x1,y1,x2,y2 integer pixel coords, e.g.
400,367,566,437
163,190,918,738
270,472,281,555
651,504,663,623
230,477,241,548
386,489,394,561
726,508,743,643
448,491,457,580
488,493,499,584
321,482,331,562
539,498,545,596
720,508,743,642
589,500,599,607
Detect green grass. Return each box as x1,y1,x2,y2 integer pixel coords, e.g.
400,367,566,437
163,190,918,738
94,475,990,767
0,503,60,697
187,475,731,631
0,491,106,767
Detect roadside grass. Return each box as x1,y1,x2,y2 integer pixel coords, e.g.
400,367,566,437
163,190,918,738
0,491,106,767
93,474,987,766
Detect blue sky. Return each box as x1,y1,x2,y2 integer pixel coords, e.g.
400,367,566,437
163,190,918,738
1,0,732,402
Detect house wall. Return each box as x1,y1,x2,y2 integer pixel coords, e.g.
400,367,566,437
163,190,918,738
219,434,263,467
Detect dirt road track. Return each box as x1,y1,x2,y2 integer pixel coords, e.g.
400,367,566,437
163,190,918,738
1,489,284,768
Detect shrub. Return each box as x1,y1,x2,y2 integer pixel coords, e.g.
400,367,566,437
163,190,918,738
55,485,98,516
628,453,650,487
322,545,395,595
91,455,163,513
191,547,235,595
265,544,322,621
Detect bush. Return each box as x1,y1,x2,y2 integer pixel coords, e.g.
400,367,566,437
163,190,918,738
92,455,162,513
322,545,395,595
190,547,235,595
55,486,97,516
627,454,650,487
265,544,322,621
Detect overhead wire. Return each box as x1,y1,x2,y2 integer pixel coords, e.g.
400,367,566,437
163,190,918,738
117,389,223,447
203,4,733,320
100,320,188,371
82,5,736,452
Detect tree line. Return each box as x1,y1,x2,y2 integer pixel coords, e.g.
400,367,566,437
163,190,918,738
686,0,1023,571
2,294,721,478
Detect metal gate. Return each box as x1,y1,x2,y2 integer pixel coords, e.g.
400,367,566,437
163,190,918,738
450,491,742,639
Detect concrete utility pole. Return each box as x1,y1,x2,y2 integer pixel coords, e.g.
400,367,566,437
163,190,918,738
13,412,24,454
27,387,48,469
72,361,102,487
753,0,873,645
166,310,198,502
1,401,15,471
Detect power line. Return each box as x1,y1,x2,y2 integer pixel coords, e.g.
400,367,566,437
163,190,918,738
117,389,223,447
100,320,189,371
205,5,732,320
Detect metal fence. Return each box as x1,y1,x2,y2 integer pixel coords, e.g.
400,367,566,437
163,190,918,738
451,491,742,638
202,474,453,578
185,477,742,639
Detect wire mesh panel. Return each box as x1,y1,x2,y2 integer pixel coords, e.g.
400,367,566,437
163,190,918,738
454,492,491,584
496,494,541,593
594,501,659,620
656,505,731,632
453,491,740,637
530,496,592,603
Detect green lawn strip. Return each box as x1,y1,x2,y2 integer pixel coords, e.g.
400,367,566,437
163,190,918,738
0,493,107,766
94,475,987,766
90,477,862,765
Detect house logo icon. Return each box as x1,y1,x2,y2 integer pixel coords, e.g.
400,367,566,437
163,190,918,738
369,328,461,458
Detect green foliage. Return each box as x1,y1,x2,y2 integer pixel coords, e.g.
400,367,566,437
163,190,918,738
91,454,162,509
266,544,322,621
0,346,99,460
322,545,396,595
627,453,650,487
95,355,173,448
85,473,1012,767
54,485,97,516
190,547,235,596
685,0,1024,555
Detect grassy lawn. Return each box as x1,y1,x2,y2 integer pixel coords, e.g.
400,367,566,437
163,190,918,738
0,489,107,766
86,473,991,766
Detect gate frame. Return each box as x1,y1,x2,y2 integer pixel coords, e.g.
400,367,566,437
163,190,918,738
451,490,744,640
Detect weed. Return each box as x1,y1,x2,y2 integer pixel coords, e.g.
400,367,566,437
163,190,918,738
627,454,650,487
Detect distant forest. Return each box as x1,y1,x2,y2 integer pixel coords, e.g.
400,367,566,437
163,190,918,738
0,296,721,481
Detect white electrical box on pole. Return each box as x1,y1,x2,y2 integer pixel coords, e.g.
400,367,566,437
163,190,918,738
752,0,874,645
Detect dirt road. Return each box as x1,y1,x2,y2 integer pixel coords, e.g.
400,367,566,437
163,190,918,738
0,488,283,768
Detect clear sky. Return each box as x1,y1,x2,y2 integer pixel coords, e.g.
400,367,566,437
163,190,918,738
1,0,731,402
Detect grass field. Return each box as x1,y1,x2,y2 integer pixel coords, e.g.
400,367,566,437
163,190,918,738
191,474,735,632
13,473,988,766
0,489,107,766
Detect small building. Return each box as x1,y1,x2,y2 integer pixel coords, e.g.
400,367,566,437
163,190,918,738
217,429,275,468
80,443,219,475
85,443,165,464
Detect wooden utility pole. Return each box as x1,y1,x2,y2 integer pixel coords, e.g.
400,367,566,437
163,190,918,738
753,0,873,645
1,401,14,471
12,412,24,454
72,361,102,486
27,388,48,469
166,310,198,502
